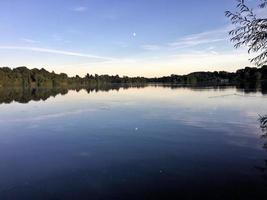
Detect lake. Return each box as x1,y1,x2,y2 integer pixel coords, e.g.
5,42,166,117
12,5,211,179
0,85,267,200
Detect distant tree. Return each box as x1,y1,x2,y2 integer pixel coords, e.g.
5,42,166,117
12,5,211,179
225,0,267,66
85,73,90,79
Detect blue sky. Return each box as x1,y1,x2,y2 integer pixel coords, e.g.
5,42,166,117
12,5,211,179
0,0,261,77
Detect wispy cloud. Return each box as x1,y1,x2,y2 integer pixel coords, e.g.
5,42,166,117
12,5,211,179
21,38,40,44
138,26,231,53
0,46,115,61
72,6,88,12
50,34,71,44
168,27,229,49
141,44,161,51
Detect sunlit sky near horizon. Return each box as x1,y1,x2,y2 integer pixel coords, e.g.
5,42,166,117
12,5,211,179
0,0,263,77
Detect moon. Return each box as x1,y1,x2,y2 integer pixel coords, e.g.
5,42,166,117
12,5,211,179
133,32,136,37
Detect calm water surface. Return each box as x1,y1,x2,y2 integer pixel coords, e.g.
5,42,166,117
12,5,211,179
0,85,267,199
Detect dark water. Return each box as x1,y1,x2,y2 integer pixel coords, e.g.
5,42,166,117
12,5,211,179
0,85,267,200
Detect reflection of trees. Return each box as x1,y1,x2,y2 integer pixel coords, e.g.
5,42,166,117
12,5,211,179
150,82,267,94
0,83,266,104
0,87,69,104
84,83,146,93
0,84,147,104
236,81,267,94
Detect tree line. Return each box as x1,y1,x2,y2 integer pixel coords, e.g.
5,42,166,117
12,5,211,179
0,66,147,88
0,65,267,88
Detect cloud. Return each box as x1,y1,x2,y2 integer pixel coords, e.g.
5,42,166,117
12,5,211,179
72,6,88,12
21,38,40,44
168,27,230,49
137,26,232,53
0,46,116,61
141,44,161,51
51,34,71,44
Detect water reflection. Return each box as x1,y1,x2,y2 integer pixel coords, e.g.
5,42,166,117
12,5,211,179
0,84,267,199
0,84,147,104
236,81,267,94
151,81,267,93
0,83,266,104
0,87,68,104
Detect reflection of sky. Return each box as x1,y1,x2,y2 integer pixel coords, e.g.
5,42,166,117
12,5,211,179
0,86,266,133
0,86,266,196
